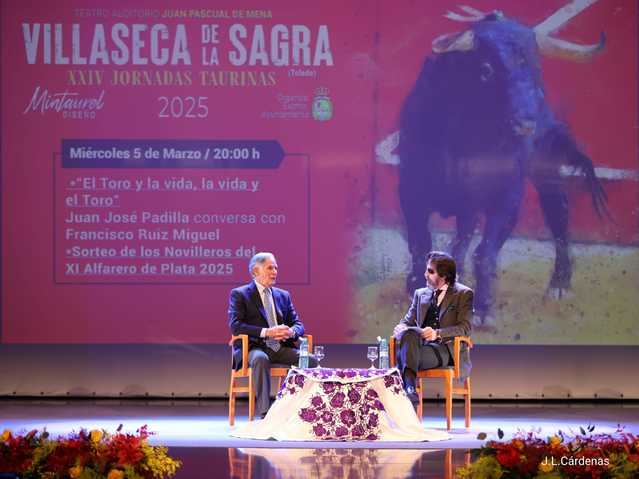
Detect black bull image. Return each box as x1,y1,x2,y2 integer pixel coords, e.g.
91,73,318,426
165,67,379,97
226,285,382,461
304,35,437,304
398,4,608,325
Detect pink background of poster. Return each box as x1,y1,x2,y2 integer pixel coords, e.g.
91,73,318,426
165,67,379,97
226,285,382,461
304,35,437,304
2,0,637,344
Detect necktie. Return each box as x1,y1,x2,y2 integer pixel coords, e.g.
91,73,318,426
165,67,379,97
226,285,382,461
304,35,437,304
432,289,442,307
430,289,442,308
431,289,442,327
263,288,281,352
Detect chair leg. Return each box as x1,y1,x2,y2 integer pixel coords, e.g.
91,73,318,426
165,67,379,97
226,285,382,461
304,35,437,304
248,370,255,421
228,375,236,426
445,374,453,430
417,379,424,421
464,377,472,428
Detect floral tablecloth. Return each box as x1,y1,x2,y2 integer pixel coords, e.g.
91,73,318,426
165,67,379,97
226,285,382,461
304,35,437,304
231,367,450,442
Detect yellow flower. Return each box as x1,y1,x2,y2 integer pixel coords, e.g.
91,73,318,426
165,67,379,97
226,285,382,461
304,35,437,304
89,429,104,443
538,458,554,473
549,435,562,447
107,469,125,479
512,439,524,450
0,429,11,441
69,465,83,478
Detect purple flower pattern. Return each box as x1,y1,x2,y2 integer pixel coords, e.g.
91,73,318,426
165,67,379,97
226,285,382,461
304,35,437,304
276,368,403,440
352,425,365,437
277,369,308,400
311,395,325,409
383,373,404,395
298,367,394,383
294,374,306,388
321,382,336,394
368,413,379,428
339,409,357,426
291,368,402,441
330,392,346,408
347,389,361,404
320,410,333,423
299,407,318,422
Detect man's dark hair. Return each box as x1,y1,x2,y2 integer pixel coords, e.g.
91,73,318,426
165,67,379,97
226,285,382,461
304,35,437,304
426,251,457,285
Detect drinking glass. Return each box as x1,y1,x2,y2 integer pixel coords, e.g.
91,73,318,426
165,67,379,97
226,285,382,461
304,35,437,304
314,346,324,368
367,346,378,369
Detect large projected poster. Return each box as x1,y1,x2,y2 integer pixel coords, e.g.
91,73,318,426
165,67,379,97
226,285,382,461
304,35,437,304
1,0,637,345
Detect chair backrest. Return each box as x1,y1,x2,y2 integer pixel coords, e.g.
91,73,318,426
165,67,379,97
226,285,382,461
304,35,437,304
452,336,473,379
230,334,250,376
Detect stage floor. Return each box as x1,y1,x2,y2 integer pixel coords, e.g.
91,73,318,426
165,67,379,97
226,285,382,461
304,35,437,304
1,399,638,478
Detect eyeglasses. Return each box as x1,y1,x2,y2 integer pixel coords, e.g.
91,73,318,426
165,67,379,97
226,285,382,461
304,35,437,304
426,268,435,274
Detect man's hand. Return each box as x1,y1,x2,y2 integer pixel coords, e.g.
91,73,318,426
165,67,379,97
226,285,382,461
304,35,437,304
393,323,408,339
267,325,291,340
421,327,438,341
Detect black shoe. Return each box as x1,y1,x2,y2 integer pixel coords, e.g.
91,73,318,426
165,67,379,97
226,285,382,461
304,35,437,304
405,386,420,408
259,412,267,420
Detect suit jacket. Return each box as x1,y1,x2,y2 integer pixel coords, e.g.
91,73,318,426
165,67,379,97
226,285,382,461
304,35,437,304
399,282,474,379
228,281,305,370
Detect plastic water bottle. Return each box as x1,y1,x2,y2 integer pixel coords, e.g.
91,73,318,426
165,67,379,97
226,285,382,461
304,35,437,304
298,337,309,368
377,336,390,369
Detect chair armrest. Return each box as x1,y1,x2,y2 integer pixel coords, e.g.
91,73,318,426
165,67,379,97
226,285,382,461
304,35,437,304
453,336,473,378
230,334,314,374
391,335,472,377
230,334,250,376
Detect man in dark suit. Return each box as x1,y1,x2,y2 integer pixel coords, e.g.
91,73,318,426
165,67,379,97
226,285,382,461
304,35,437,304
393,251,473,407
228,252,315,418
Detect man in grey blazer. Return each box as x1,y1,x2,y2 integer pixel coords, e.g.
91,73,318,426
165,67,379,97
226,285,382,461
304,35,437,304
393,251,473,406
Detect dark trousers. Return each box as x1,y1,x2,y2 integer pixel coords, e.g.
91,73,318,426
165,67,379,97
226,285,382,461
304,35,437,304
248,346,318,416
396,330,452,388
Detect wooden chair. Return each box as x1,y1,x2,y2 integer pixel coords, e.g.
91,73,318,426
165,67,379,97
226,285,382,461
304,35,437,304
228,334,313,425
390,335,473,430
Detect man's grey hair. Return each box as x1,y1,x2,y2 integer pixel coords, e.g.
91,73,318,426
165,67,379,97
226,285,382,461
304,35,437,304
249,252,276,277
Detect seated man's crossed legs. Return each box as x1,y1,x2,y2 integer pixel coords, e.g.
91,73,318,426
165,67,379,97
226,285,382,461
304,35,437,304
396,329,451,408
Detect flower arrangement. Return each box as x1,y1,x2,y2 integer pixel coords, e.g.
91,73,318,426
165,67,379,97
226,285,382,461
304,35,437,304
0,425,181,478
457,426,639,478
